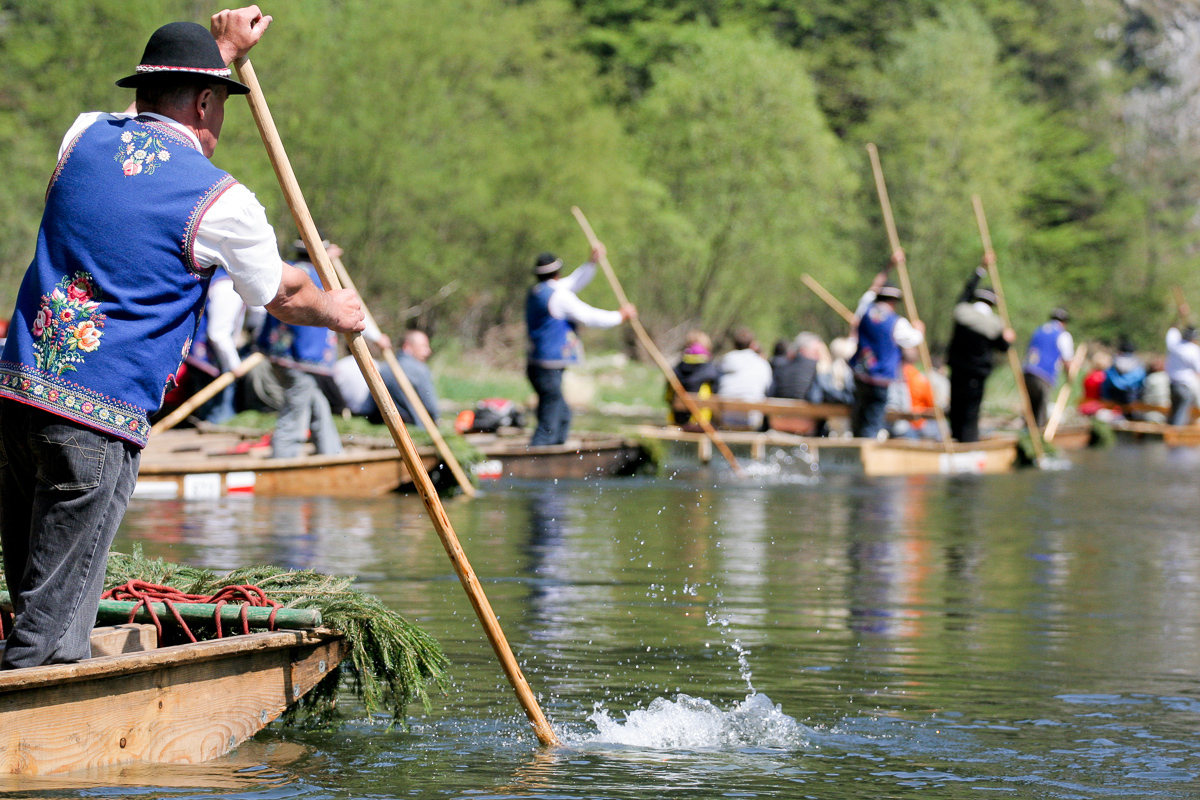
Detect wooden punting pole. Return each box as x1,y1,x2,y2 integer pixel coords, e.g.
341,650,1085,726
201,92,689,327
235,56,557,746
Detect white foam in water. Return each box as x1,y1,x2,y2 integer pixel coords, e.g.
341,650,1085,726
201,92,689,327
580,692,811,750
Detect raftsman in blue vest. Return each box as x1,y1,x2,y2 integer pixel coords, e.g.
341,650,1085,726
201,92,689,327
852,302,902,384
526,281,582,368
0,116,237,447
257,261,337,374
1025,321,1065,384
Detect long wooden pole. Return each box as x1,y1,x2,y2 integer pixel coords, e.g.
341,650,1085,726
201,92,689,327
234,57,557,747
151,352,265,436
570,207,745,477
971,196,1045,461
329,255,476,497
801,273,856,326
865,144,953,449
1043,343,1087,442
1173,285,1192,326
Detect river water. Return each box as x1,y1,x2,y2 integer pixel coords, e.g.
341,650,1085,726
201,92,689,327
22,442,1200,798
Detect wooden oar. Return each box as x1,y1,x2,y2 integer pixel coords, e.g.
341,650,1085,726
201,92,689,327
234,57,557,747
801,273,856,327
570,207,745,477
151,352,265,436
971,196,1045,461
329,254,476,498
865,144,953,449
1173,285,1192,326
1043,343,1088,442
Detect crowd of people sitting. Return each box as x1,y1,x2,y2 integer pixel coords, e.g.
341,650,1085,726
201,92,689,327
667,257,1200,442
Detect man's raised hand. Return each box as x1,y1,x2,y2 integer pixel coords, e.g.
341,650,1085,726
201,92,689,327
211,6,273,65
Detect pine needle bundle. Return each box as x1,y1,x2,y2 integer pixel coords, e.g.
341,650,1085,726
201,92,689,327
3,543,448,729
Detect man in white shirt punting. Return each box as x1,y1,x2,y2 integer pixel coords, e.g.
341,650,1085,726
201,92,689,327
525,245,635,446
1166,323,1200,426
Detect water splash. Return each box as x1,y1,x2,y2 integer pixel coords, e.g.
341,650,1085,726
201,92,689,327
706,611,754,693
579,692,811,750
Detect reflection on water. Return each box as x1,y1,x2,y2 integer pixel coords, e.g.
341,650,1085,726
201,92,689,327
20,443,1200,798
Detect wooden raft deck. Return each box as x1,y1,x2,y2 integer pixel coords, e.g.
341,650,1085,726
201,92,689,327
1110,420,1200,447
0,627,344,775
638,426,1018,477
136,429,649,498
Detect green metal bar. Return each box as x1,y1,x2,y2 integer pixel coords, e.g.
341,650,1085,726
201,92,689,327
0,591,320,631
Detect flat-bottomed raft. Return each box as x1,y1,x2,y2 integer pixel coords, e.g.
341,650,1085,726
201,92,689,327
135,428,648,498
0,622,343,775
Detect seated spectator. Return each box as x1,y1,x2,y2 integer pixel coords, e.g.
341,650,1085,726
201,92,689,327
1102,337,1146,405
717,326,772,428
332,330,441,428
668,330,720,426
1078,351,1112,417
1143,355,1169,423
770,332,821,401
816,336,857,406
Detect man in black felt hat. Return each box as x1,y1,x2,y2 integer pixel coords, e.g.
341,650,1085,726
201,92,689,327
849,254,925,438
0,7,365,669
525,244,635,446
946,258,1015,443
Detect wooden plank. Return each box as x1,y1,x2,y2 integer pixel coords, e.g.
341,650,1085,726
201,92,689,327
0,632,343,774
88,625,157,658
671,393,934,422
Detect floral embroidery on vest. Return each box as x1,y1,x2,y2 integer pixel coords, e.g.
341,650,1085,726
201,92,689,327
113,129,172,177
31,272,106,377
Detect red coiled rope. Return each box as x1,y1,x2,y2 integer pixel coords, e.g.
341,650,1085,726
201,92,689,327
101,580,281,643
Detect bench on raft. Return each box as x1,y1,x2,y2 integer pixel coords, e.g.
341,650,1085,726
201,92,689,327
669,392,934,434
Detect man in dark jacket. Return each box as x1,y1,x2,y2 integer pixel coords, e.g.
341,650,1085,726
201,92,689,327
947,264,1015,442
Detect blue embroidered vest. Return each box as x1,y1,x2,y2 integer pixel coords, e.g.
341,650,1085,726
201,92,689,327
526,281,581,367
1025,321,1064,384
852,302,902,384
0,115,236,447
256,261,338,373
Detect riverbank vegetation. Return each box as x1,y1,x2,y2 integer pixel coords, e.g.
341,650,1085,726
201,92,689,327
3,0,1199,353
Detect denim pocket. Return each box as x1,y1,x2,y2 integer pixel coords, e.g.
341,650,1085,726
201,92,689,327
31,424,107,491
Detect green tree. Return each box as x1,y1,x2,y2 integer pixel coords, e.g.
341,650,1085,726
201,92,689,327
628,26,863,343
857,6,1033,345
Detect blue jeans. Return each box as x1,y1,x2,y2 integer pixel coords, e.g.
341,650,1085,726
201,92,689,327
271,366,342,458
0,399,140,668
853,379,890,439
527,364,571,446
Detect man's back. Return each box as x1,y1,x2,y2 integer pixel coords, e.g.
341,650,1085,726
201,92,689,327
719,349,772,401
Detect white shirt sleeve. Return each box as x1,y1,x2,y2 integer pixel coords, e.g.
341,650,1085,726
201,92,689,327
205,279,244,372
547,287,623,329
893,317,924,349
1058,331,1075,362
1168,327,1182,348
191,184,284,308
59,112,132,158
557,261,598,294
854,291,876,320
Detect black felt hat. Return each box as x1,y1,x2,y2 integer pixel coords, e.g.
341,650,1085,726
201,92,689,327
534,252,564,276
115,22,249,95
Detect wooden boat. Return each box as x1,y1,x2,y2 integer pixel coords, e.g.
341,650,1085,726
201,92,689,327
637,425,1018,477
1110,419,1200,447
670,393,933,430
136,428,437,499
0,623,344,775
1046,421,1093,451
136,428,648,499
465,432,648,482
